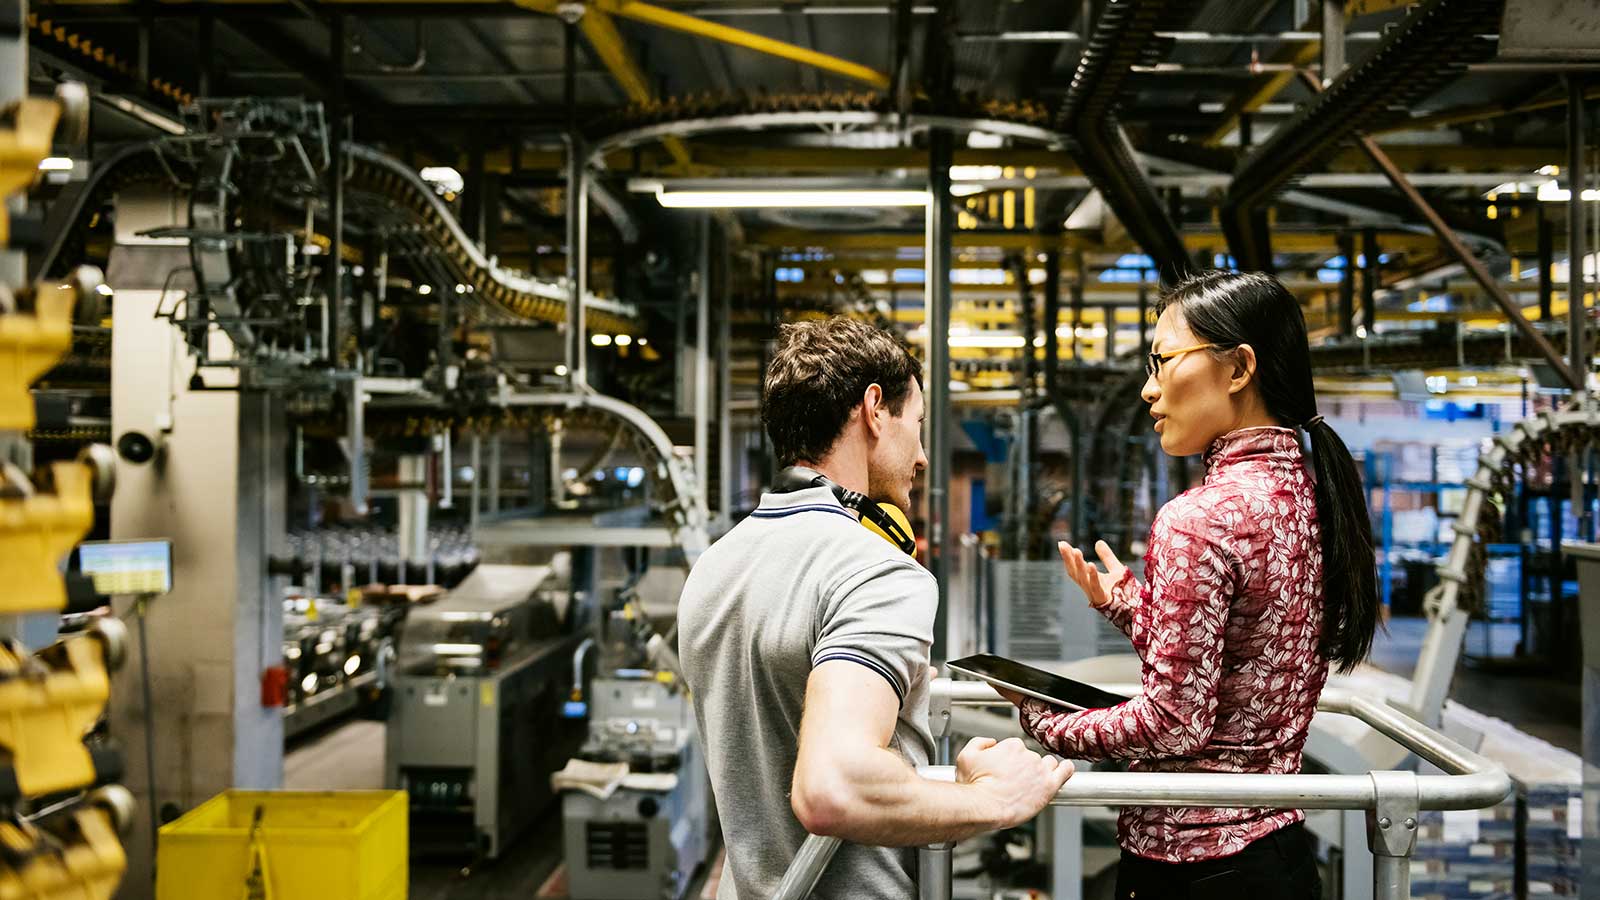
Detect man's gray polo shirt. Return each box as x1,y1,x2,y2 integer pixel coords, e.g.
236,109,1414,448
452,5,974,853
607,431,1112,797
678,486,938,900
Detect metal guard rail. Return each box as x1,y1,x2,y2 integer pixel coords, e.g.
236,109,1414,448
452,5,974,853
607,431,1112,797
773,679,1511,900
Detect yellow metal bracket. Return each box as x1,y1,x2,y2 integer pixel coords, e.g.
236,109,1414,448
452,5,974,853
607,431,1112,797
0,632,109,796
0,461,95,615
0,278,75,431
0,97,61,223
0,805,125,900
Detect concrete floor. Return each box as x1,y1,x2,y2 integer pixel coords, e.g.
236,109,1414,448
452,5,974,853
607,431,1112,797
1368,615,1580,753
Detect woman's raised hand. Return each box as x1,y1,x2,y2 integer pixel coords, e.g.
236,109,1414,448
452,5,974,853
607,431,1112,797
1057,540,1127,609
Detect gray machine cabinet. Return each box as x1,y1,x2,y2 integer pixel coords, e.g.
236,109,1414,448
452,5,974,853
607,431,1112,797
561,677,711,900
386,564,585,858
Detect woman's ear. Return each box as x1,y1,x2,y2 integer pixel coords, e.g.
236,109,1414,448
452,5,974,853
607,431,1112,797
1227,344,1258,396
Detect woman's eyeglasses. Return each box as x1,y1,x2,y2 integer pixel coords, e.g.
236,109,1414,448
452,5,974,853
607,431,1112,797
1145,342,1232,378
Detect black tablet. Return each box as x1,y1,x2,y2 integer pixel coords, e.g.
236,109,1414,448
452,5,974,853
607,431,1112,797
946,654,1131,711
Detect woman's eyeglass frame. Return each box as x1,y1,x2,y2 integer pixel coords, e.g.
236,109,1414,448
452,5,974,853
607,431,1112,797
1144,342,1237,378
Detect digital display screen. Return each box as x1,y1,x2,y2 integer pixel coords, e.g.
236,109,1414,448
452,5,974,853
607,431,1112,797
946,654,1130,711
77,540,173,596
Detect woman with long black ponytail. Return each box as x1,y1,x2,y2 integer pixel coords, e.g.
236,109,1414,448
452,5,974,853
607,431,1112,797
1000,271,1379,900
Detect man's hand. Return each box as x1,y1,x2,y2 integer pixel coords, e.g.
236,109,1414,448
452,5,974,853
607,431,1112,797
954,736,1074,828
1058,540,1127,609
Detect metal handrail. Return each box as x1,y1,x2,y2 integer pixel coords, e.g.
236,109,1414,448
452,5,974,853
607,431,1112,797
771,679,1511,900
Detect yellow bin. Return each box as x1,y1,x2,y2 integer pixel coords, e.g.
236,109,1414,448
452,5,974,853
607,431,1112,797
155,790,406,900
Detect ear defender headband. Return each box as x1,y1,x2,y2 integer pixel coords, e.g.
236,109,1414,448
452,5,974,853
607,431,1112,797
772,467,918,556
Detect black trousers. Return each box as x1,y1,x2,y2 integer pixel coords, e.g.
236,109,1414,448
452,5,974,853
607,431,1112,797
1113,822,1321,900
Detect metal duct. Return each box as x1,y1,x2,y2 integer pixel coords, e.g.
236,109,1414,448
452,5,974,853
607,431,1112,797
1220,0,1505,271
1056,0,1200,286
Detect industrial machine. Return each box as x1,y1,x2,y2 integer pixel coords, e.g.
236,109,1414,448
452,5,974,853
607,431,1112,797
281,596,400,740
560,673,710,900
385,563,584,859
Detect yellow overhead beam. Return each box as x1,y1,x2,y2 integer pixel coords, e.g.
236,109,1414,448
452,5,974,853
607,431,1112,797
572,8,693,169
507,0,694,169
1345,0,1414,14
592,0,890,90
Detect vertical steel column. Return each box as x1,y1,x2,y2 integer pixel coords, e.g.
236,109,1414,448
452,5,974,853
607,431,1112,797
1540,206,1555,323
327,15,345,369
927,129,954,659
488,435,502,515
565,149,589,387
564,21,587,389
396,454,428,581
1069,261,1087,544
1361,228,1378,336
695,214,712,522
1569,75,1588,395
1016,258,1035,395
345,378,368,515
1321,0,1345,85
1137,277,1150,353
0,0,25,296
1570,546,1600,890
469,433,481,530
717,226,734,522
1338,232,1356,337
1043,250,1061,397
1070,252,1085,361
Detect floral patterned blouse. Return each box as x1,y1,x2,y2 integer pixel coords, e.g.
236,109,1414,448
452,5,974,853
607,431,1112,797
1019,426,1329,863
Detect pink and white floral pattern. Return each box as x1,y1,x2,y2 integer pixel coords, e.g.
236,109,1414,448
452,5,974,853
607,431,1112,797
1019,426,1329,863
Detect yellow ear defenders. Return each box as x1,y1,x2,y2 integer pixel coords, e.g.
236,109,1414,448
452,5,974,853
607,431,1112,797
772,467,918,556
861,501,917,558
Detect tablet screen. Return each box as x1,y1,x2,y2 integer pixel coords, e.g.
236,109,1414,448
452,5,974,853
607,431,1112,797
946,654,1130,711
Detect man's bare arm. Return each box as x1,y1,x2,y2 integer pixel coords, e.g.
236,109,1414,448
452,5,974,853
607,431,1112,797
789,661,1072,847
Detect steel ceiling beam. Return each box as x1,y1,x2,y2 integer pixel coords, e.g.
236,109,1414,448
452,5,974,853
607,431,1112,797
1200,25,1325,145
745,227,1443,254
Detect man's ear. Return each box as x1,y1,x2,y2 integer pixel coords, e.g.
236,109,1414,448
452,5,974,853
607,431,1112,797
861,383,886,438
1227,344,1258,396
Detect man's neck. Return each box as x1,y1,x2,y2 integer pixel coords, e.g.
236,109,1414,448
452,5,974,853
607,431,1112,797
796,446,869,498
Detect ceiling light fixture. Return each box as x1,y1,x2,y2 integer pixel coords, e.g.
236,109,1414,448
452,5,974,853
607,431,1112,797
654,188,929,209
420,166,465,195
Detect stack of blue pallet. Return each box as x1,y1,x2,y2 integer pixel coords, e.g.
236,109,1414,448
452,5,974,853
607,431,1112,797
1522,781,1582,896
1410,800,1519,900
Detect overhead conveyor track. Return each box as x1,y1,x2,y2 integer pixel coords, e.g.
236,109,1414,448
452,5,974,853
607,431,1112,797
1220,0,1505,272
1055,0,1199,287
37,140,639,335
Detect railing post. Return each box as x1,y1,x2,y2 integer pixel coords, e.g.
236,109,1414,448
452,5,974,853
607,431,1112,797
917,842,954,900
771,834,842,900
1366,770,1420,900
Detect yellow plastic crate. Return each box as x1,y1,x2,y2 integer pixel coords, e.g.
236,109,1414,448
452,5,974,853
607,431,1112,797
155,791,406,900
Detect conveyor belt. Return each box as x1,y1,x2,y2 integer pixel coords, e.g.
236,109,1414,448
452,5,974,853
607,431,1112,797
1221,0,1504,270
38,141,638,334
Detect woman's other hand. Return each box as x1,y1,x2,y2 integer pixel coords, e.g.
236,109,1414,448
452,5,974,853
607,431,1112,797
1058,540,1127,609
995,686,1027,707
